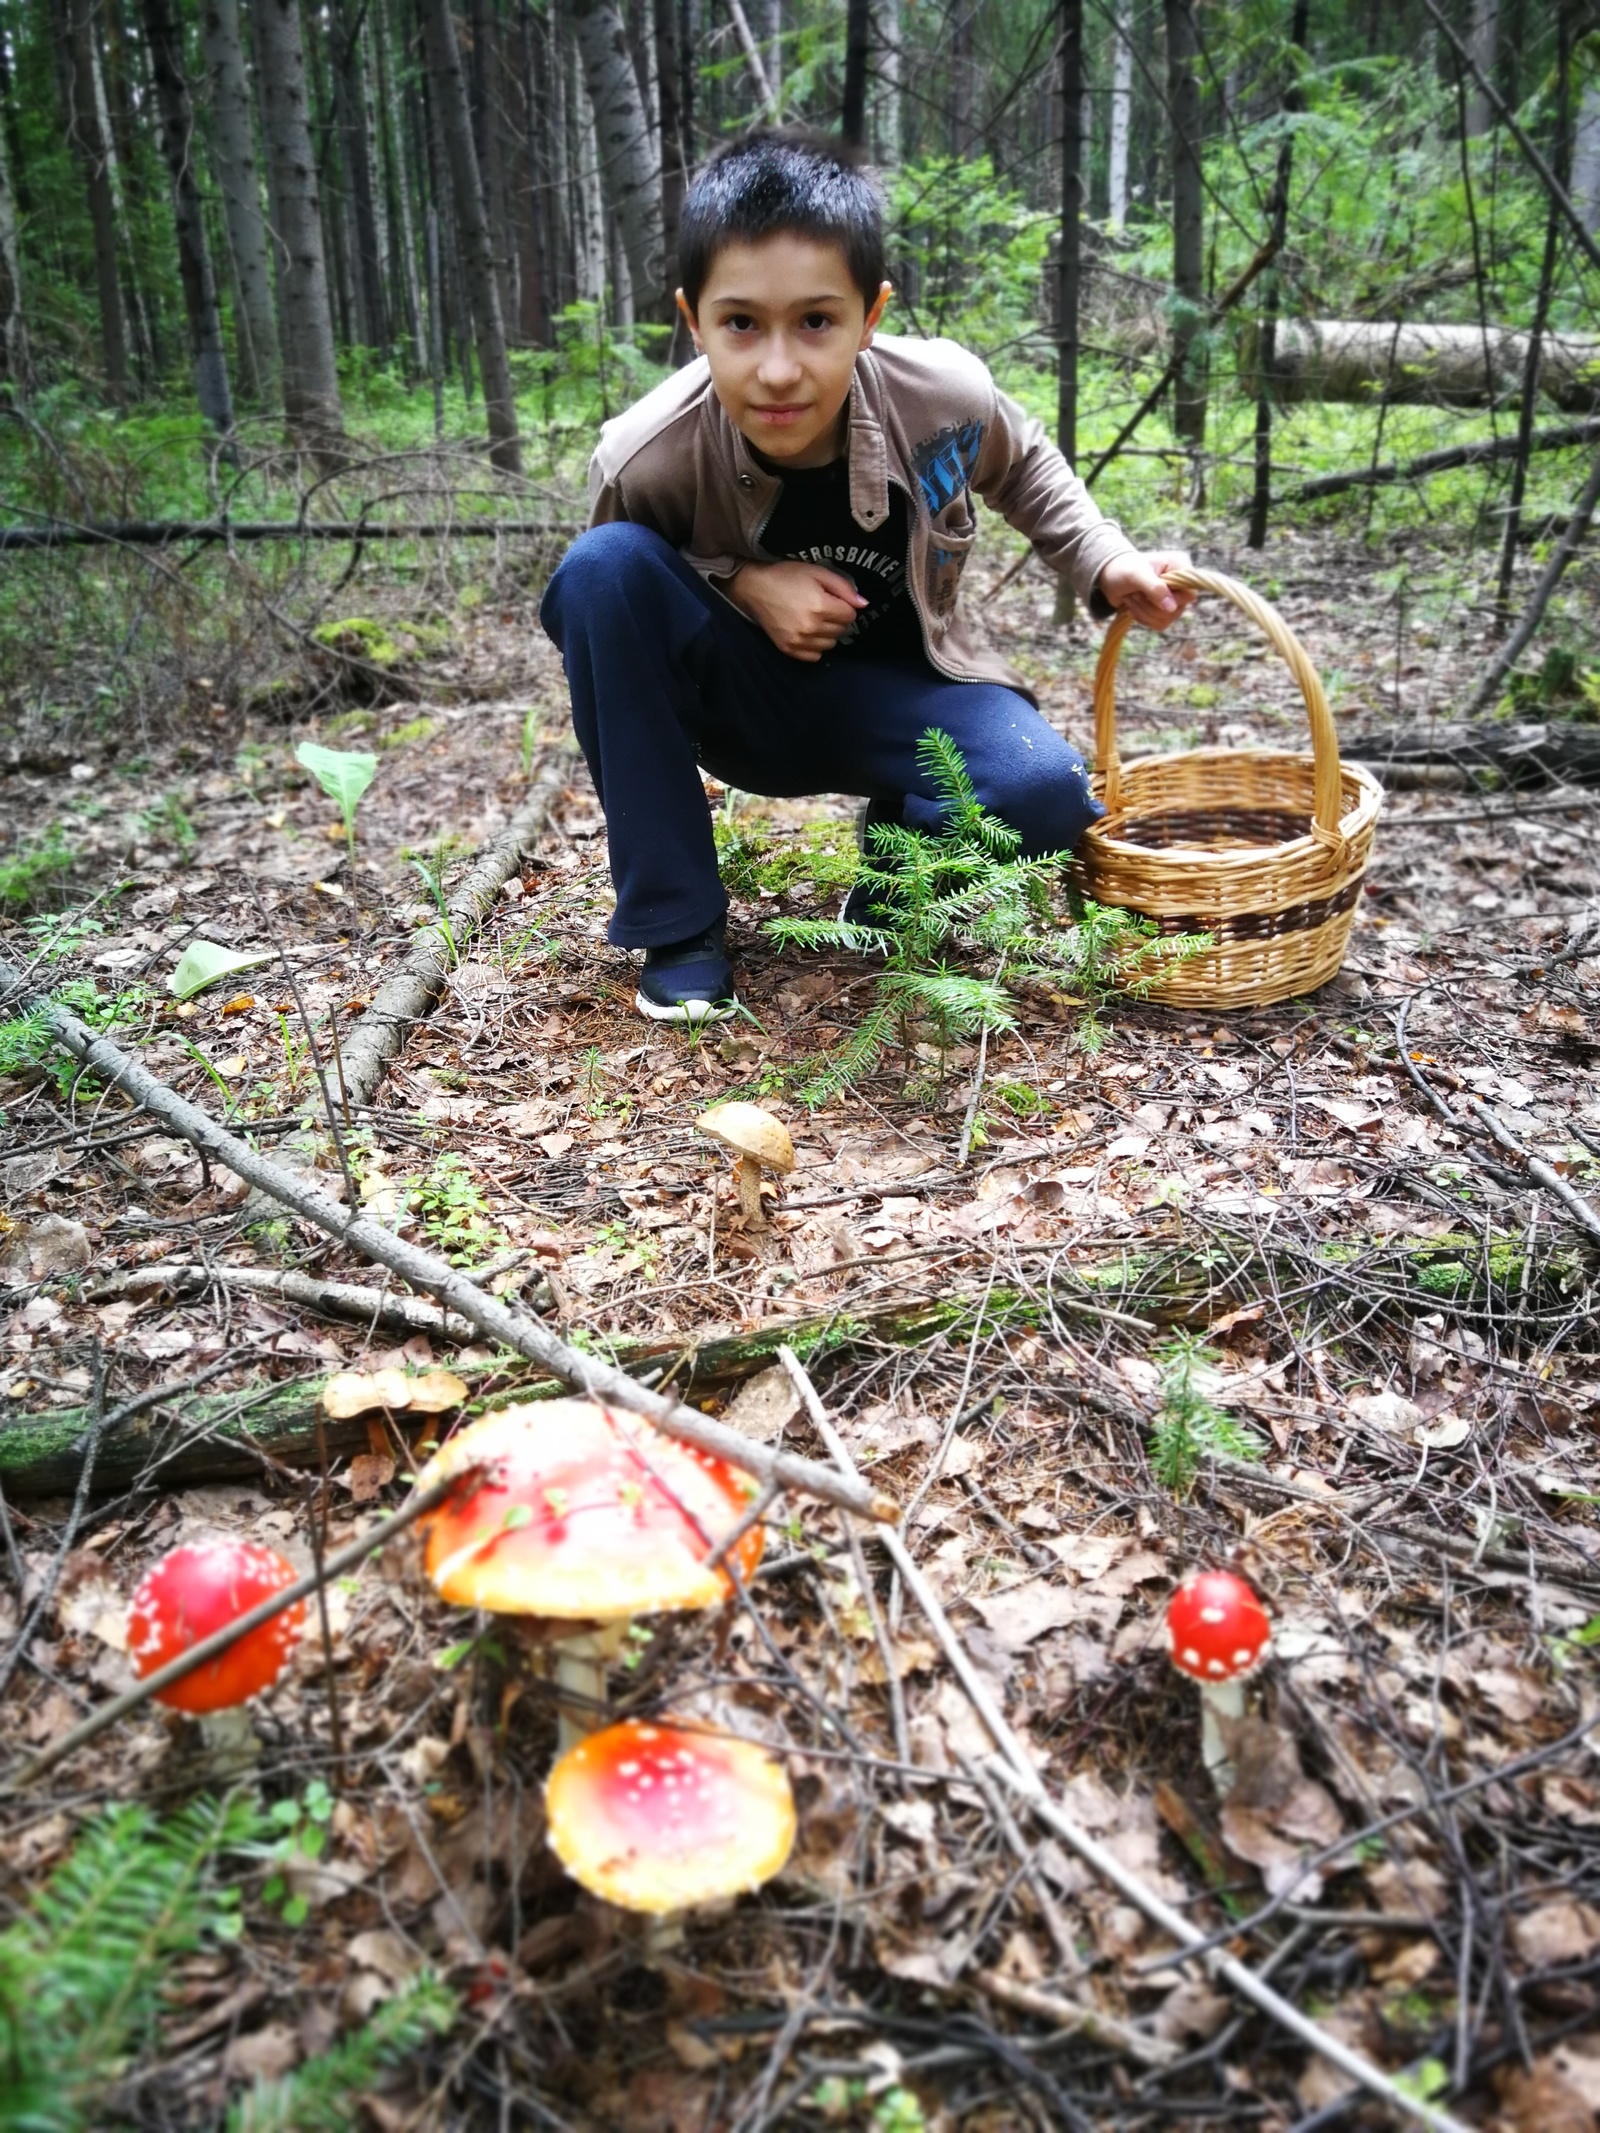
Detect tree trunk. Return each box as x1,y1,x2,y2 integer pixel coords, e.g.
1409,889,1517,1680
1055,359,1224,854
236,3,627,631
842,0,869,145
1108,1,1131,227
1165,0,1206,448
571,0,668,321
421,0,524,471
254,0,346,446
1467,0,1498,136
872,0,900,165
516,0,553,342
948,7,976,156
1052,0,1083,628
201,0,280,406
332,0,390,354
468,0,518,334
1466,447,1600,718
376,0,427,372
62,0,130,395
1246,0,1307,551
654,0,685,295
1493,0,1571,628
140,0,236,436
1575,75,1600,233
0,82,26,391
1242,317,1600,411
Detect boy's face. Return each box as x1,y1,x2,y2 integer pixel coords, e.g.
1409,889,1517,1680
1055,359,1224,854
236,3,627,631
681,236,892,469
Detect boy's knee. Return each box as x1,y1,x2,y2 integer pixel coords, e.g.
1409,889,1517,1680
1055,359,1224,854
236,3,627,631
541,522,679,636
978,742,1102,854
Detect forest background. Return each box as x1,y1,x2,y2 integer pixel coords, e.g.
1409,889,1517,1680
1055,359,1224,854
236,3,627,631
5,0,1600,2129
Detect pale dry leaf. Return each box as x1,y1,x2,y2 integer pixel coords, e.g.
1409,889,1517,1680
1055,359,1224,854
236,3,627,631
346,1451,396,1502
322,1366,414,1418
1513,1900,1600,1968
970,1579,1119,1654
1348,1388,1422,1434
403,1367,470,1414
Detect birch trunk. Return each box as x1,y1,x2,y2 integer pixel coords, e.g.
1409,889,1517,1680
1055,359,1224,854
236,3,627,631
421,0,524,471
1467,0,1498,136
1574,77,1600,233
1108,3,1131,228
571,0,667,321
201,0,280,404
333,0,389,352
141,0,236,436
872,0,900,166
253,0,345,445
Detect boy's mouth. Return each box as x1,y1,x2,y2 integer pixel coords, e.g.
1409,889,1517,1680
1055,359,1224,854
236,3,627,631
751,404,811,425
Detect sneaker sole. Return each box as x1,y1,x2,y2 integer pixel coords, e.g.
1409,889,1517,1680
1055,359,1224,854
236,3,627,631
634,989,738,1024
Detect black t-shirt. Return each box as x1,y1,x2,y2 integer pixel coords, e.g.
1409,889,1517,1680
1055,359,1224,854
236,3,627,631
757,457,927,666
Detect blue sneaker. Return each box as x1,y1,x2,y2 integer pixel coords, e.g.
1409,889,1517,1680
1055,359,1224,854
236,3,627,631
635,920,737,1023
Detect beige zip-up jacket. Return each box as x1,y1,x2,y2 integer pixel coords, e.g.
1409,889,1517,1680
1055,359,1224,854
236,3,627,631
585,331,1141,705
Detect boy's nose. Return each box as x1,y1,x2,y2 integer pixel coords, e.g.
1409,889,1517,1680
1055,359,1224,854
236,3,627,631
755,336,804,387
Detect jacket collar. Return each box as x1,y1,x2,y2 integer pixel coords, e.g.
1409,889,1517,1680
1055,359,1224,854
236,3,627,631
713,355,891,533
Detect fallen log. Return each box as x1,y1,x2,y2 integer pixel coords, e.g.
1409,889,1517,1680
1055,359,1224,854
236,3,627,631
1239,319,1600,410
0,515,579,552
1278,414,1600,505
0,1296,979,1499
1346,720,1600,787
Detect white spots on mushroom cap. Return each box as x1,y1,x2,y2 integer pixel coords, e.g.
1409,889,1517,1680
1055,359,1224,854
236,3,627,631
1199,1605,1226,1624
1181,1647,1201,1669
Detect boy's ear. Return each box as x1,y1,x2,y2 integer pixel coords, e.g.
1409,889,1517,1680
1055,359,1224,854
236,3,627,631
860,282,893,346
675,288,702,350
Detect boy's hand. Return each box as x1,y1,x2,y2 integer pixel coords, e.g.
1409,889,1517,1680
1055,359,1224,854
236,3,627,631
729,560,867,661
1098,549,1196,632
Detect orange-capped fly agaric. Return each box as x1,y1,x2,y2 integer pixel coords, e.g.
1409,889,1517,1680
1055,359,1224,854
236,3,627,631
416,1402,765,1745
126,1539,306,1714
1165,1568,1271,1789
545,1718,796,1915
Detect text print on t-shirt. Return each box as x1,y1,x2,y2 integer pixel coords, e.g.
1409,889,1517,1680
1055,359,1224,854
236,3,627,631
788,539,904,647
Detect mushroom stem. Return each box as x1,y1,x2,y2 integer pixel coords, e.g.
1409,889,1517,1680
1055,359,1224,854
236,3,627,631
553,1624,627,1752
734,1154,766,1228
1198,1678,1246,1793
198,1704,262,1781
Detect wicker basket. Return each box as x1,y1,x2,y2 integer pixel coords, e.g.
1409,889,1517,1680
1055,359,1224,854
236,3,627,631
1072,564,1383,1010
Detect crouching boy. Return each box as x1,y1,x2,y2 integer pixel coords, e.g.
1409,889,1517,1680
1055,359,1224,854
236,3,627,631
540,127,1192,1022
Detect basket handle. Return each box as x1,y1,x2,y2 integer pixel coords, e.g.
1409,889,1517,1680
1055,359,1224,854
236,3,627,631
1092,563,1347,848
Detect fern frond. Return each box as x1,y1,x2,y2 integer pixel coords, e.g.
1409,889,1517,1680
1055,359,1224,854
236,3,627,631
226,1975,456,2133
0,1793,264,2133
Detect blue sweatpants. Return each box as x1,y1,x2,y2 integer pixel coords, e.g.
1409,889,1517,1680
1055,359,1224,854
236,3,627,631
539,522,1103,949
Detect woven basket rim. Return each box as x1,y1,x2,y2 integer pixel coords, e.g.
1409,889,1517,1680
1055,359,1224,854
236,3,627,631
1085,747,1383,866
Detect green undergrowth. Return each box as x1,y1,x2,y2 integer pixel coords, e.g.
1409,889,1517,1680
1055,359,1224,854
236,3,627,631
715,812,862,903
0,1790,457,2133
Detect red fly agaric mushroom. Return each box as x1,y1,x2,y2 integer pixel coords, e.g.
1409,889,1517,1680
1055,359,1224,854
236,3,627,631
127,1540,306,1769
416,1402,765,1746
696,1102,794,1230
546,1718,795,1915
1165,1568,1272,1790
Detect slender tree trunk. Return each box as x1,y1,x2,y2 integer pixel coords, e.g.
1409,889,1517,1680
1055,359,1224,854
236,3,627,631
842,0,869,144
571,0,668,321
254,0,345,444
333,0,389,353
375,0,426,371
1108,1,1131,227
1165,0,1205,448
949,8,977,156
1573,75,1600,232
516,0,552,342
872,0,900,165
1246,0,1307,550
62,0,130,395
1053,0,1083,626
0,79,26,391
1493,1,1572,628
141,0,235,435
201,0,280,405
421,0,523,471
468,0,517,332
1467,447,1600,717
750,0,779,110
654,0,686,310
1467,0,1498,136
724,0,775,117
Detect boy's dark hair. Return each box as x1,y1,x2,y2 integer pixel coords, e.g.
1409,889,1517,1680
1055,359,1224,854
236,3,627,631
678,127,887,314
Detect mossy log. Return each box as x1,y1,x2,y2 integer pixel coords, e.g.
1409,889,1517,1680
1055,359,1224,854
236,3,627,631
0,1295,992,1500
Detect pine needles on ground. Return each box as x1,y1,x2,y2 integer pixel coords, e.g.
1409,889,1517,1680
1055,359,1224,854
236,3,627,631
0,1793,262,2133
765,728,1210,1105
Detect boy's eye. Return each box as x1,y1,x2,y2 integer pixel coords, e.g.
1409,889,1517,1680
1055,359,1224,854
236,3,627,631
801,313,837,332
722,314,758,333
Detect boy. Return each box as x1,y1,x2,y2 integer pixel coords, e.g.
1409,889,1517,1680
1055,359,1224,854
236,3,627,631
540,128,1192,1022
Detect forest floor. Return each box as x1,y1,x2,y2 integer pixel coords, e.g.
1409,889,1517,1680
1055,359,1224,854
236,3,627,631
2,514,1600,2132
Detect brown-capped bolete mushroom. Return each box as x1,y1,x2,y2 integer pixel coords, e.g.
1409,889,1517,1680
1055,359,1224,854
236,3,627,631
696,1102,794,1230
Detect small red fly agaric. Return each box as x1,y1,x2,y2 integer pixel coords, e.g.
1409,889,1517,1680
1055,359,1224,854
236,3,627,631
127,1539,306,1713
1165,1568,1272,1789
417,1402,765,1745
546,1718,795,1915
